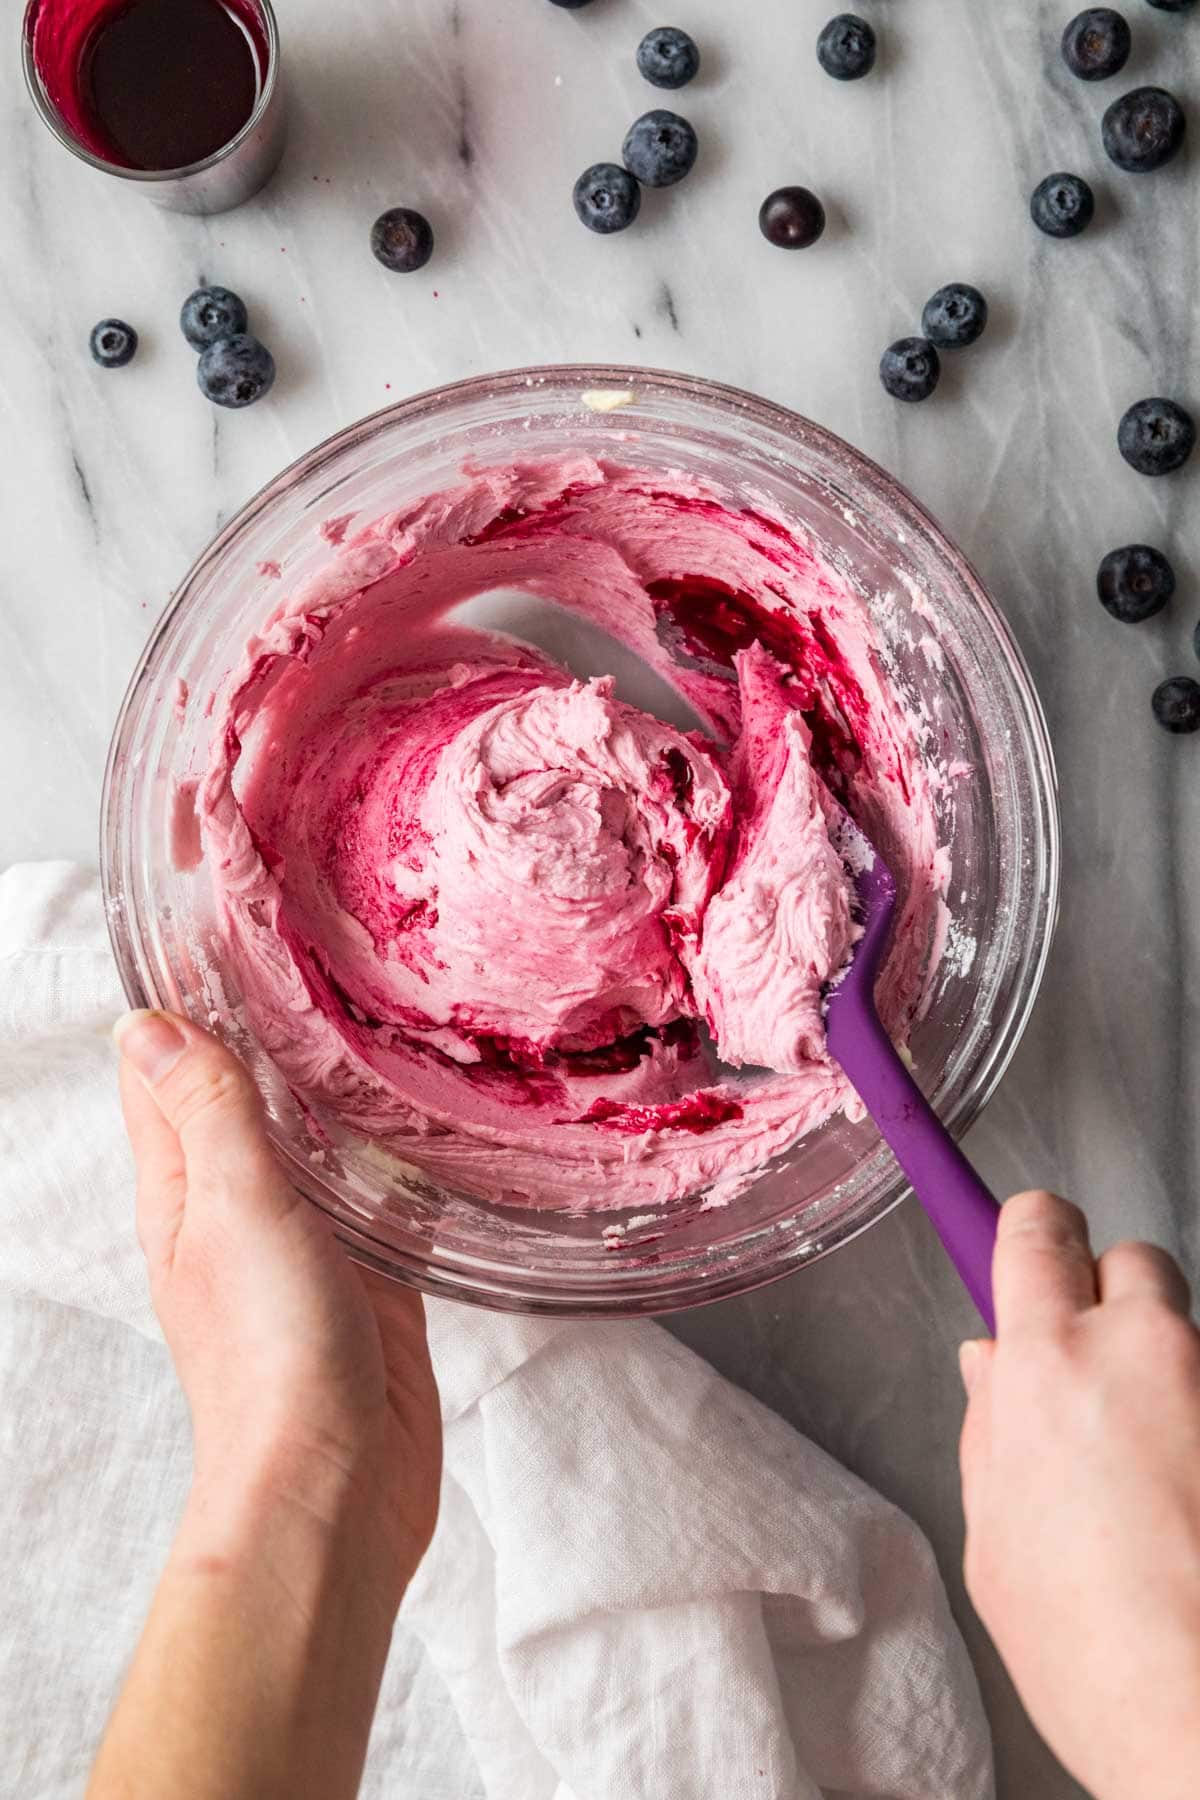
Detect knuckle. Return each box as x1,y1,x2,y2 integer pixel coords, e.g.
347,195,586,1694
165,1056,253,1132
1000,1189,1085,1241
999,1193,1090,1259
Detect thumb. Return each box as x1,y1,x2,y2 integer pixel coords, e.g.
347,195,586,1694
115,1010,297,1226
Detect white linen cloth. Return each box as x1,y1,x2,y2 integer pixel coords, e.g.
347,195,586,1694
0,861,994,1800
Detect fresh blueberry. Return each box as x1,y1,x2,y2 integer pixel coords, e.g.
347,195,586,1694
1118,397,1196,475
637,27,700,88
1097,545,1175,622
1152,676,1200,734
1030,171,1095,237
371,208,434,272
880,337,941,404
548,0,594,7
758,186,826,249
1145,0,1195,10
1102,86,1186,172
921,283,989,350
180,286,248,350
573,162,642,232
1061,10,1132,80
89,319,138,368
196,333,275,408
816,13,876,80
622,110,698,186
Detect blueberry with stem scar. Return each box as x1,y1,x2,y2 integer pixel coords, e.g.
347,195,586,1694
573,163,642,232
922,284,989,350
180,286,248,349
196,333,275,407
880,338,941,403
622,110,698,186
1031,172,1095,237
1061,10,1132,81
371,209,434,272
1118,398,1196,475
817,14,876,79
1102,86,1186,173
1097,545,1175,621
637,27,700,88
1152,677,1200,734
90,319,138,367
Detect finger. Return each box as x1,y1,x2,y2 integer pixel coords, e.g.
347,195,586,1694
118,1052,186,1276
957,1339,996,1517
357,1268,434,1383
993,1189,1097,1337
1098,1240,1192,1315
114,1010,296,1225
358,1265,427,1332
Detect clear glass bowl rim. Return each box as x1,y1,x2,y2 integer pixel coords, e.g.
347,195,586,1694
101,363,1062,1316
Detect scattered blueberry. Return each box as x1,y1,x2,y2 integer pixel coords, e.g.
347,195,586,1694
370,208,434,272
758,186,826,249
180,286,248,350
1151,676,1200,734
1097,545,1175,622
1061,10,1132,81
1030,171,1095,237
922,283,989,350
573,162,642,232
548,0,594,7
196,333,275,408
89,319,138,368
817,13,876,80
880,337,941,404
1145,0,1195,10
1118,397,1196,475
1102,86,1186,172
622,110,698,186
637,27,700,89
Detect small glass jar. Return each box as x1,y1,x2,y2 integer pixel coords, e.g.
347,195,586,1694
102,367,1061,1316
22,0,286,215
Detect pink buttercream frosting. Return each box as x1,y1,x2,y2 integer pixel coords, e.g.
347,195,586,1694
194,459,945,1210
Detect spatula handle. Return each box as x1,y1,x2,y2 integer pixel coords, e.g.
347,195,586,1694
838,1012,1000,1333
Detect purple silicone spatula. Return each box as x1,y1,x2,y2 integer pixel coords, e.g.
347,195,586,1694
824,811,1000,1333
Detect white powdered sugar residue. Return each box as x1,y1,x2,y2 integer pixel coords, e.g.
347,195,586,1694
830,809,876,877
941,916,979,982
898,568,936,625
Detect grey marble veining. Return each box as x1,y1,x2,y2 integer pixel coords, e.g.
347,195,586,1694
4,2,1200,1794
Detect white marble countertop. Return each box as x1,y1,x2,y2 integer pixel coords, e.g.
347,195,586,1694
6,0,1200,1792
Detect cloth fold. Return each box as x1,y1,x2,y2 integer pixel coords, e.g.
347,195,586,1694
0,862,993,1799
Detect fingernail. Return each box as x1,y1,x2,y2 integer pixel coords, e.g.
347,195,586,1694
958,1340,984,1396
114,1010,187,1086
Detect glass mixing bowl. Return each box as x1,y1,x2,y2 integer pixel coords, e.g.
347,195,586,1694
102,366,1059,1315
